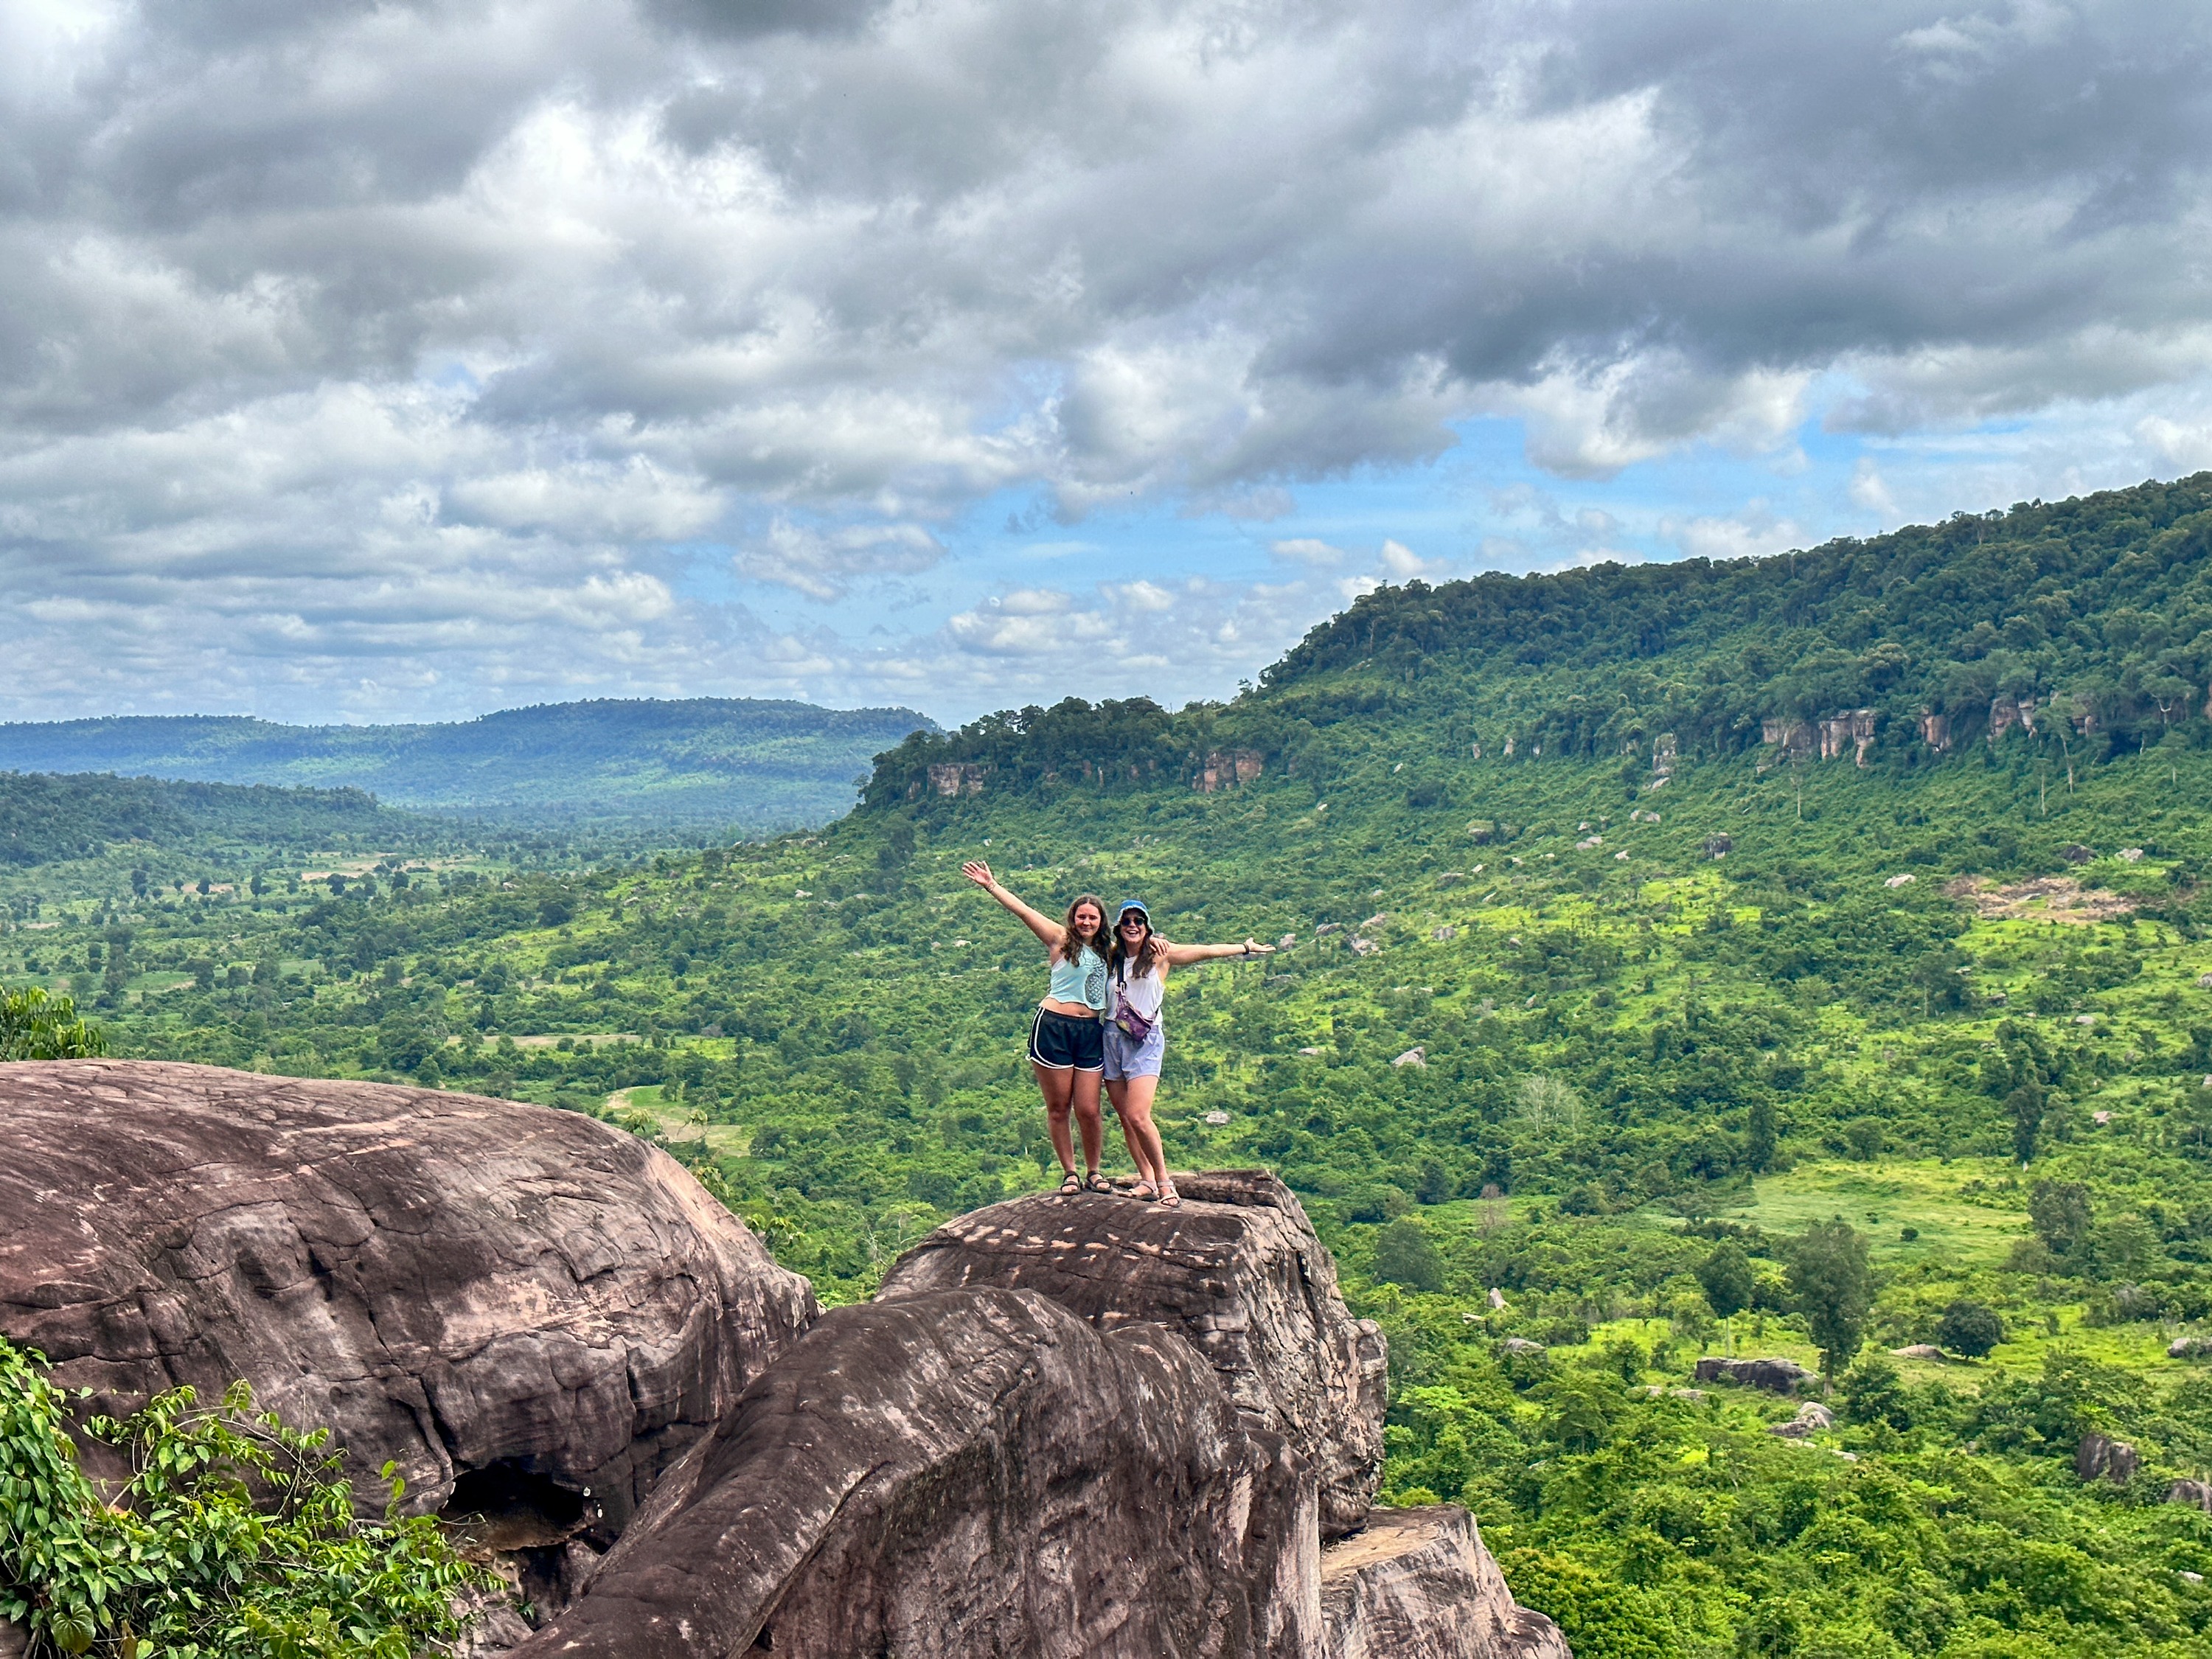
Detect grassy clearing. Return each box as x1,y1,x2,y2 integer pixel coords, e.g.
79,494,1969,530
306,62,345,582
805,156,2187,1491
1725,1156,2026,1269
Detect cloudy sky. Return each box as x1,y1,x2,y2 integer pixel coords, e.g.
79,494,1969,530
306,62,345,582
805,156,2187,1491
4,0,2211,727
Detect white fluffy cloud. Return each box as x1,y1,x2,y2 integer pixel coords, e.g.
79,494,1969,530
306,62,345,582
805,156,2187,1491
2,0,2211,718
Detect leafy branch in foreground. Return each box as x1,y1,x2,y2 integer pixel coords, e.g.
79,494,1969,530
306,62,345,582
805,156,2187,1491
0,1336,489,1658
0,987,106,1062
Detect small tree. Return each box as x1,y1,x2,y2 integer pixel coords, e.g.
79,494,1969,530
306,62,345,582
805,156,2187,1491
0,987,107,1062
2007,1080,2045,1166
1746,1098,1778,1172
1697,1242,1754,1321
2030,1179,2093,1257
1374,1218,1445,1293
1789,1217,1874,1384
1935,1298,2005,1358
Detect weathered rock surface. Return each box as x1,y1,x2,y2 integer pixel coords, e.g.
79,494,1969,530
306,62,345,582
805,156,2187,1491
2168,1479,2212,1511
512,1287,1320,1659
2077,1431,2140,1484
1694,1356,1815,1394
1321,1507,1570,1659
1767,1402,1835,1439
0,1060,816,1529
878,1169,1387,1536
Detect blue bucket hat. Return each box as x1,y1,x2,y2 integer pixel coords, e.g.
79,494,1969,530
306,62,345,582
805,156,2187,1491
1114,900,1152,928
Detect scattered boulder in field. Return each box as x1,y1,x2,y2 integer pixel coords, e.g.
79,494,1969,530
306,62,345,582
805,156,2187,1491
1501,1338,1545,1355
2077,1431,2140,1484
1770,1400,1835,1438
511,1288,1320,1659
1320,1506,1571,1659
0,1060,816,1534
2171,1336,2212,1358
1891,1343,1948,1360
1392,1047,1428,1068
1694,1356,1816,1394
1704,833,1732,858
2168,1480,2212,1512
880,1169,1386,1537
2062,844,2095,864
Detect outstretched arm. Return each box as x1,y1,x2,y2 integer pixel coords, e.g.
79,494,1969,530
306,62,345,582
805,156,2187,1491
961,860,1064,950
1160,936,1274,967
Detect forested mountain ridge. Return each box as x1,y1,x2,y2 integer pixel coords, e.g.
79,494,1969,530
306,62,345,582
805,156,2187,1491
0,698,937,832
867,472,2212,804
0,771,431,870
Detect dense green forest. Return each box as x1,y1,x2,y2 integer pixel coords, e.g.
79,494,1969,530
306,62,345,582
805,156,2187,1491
0,771,436,871
16,476,2212,1655
0,698,936,834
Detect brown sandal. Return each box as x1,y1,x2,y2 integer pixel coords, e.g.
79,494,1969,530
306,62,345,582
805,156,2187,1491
1057,1169,1083,1195
1082,1171,1113,1194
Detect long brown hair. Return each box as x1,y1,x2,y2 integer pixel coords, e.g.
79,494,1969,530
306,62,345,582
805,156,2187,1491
1108,907,1164,977
1060,894,1108,963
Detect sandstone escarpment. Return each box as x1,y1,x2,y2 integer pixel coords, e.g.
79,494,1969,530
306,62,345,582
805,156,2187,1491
0,1060,816,1532
512,1287,1319,1658
878,1169,1388,1536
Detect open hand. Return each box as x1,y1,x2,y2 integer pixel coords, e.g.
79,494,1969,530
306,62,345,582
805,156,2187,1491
961,860,995,890
1242,938,1276,956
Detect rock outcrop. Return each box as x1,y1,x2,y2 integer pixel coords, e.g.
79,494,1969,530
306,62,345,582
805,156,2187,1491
1694,1356,1815,1394
1321,1506,1570,1659
0,1060,816,1533
5,1067,1560,1659
513,1287,1320,1659
878,1169,1388,1536
2076,1431,2140,1485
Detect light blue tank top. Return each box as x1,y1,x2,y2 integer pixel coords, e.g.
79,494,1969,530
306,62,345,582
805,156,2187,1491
1047,945,1107,1012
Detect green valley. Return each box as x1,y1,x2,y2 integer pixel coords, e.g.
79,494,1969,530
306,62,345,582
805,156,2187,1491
16,474,2212,1655
0,697,936,835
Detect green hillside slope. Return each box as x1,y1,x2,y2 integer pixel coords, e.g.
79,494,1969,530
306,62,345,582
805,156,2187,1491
0,698,937,833
19,476,2212,1655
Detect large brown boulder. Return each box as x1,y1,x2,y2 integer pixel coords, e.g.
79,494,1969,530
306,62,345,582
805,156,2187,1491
1321,1507,1571,1659
877,1169,1387,1535
0,1060,815,1532
512,1287,1321,1659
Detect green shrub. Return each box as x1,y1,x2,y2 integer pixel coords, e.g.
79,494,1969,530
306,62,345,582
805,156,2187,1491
0,1336,489,1658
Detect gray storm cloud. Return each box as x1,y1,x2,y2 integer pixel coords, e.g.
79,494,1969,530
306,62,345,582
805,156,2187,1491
1,0,2208,717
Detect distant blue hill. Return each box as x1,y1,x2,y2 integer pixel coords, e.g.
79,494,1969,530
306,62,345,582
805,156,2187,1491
0,698,938,832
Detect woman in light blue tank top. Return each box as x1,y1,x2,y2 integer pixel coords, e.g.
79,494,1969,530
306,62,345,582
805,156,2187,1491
962,860,1113,1194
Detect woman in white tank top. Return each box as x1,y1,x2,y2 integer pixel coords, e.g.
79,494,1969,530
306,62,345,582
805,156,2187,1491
1103,899,1273,1207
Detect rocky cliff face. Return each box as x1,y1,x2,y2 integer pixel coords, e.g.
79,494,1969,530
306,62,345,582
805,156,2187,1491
512,1287,1320,1658
2,1065,1565,1658
0,1060,816,1534
1322,1507,1571,1659
878,1168,1387,1537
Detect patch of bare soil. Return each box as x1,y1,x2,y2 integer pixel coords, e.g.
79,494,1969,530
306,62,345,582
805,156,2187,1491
1944,874,2138,924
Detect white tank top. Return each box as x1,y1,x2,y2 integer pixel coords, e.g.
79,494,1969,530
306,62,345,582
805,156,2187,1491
1110,959,1164,1022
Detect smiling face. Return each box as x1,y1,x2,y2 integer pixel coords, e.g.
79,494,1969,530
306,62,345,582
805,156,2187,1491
1119,912,1149,939
1074,902,1103,936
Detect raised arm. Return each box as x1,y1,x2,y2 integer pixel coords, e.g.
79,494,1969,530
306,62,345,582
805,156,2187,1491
1159,936,1274,967
961,860,1064,950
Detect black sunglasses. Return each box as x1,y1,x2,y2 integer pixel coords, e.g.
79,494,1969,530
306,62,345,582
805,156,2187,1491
1119,915,1150,929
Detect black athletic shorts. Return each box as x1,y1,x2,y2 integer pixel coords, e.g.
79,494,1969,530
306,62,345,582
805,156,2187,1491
1029,1006,1105,1072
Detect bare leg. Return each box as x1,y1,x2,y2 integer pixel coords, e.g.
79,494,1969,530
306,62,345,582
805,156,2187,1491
1033,1061,1077,1175
1109,1074,1168,1194
1069,1068,1106,1172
